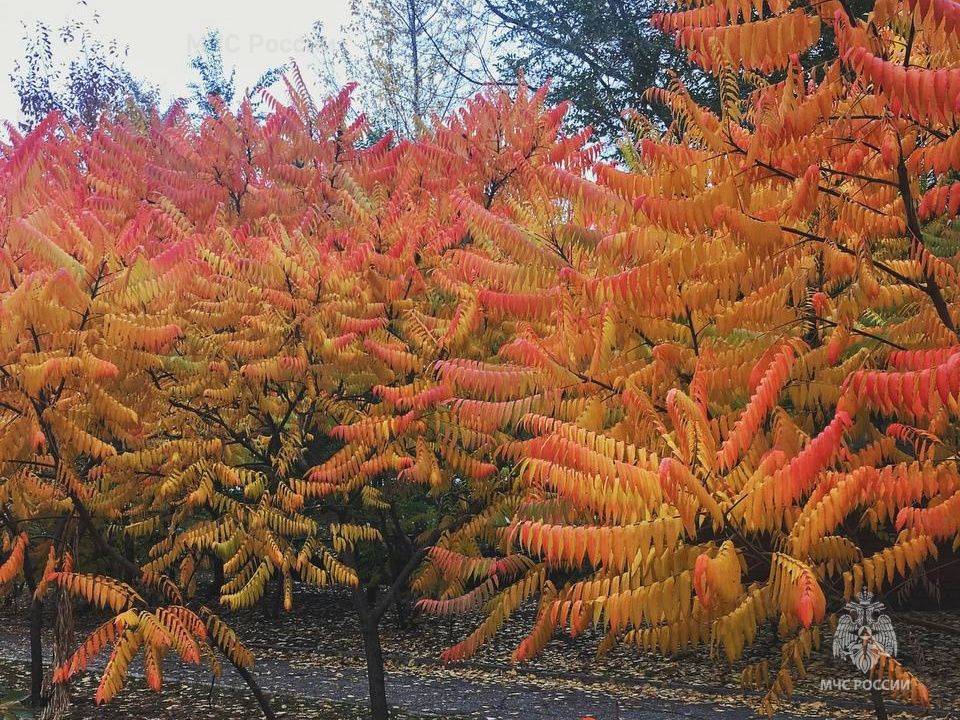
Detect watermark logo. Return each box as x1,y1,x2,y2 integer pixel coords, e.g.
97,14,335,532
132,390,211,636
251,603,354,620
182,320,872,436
186,33,309,56
832,588,898,674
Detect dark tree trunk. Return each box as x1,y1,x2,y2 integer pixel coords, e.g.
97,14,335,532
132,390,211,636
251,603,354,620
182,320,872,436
204,550,225,602
41,585,76,720
268,575,282,620
393,593,409,629
28,596,43,706
360,617,389,720
351,545,427,720
234,664,277,720
870,688,888,720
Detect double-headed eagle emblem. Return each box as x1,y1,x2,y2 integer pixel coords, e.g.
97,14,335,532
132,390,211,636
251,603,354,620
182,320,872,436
832,589,898,673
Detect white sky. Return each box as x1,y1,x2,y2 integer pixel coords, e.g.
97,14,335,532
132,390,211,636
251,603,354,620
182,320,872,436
0,0,352,123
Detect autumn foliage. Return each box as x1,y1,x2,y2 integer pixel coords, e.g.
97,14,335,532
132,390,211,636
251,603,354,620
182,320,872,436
1,0,959,715
414,0,959,713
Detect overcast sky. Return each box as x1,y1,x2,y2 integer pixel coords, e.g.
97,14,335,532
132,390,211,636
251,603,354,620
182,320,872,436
0,0,352,123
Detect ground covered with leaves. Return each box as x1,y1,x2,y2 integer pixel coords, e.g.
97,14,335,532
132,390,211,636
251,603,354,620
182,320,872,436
1,589,957,719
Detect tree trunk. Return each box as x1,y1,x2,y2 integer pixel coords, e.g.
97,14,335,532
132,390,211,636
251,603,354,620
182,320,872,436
233,664,277,720
28,595,43,706
205,550,225,601
351,545,428,719
40,586,75,720
360,617,389,720
393,593,409,629
266,574,282,620
870,688,888,720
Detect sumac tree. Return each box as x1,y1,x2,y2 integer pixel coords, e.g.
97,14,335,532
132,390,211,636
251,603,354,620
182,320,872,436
2,0,959,717
417,0,959,715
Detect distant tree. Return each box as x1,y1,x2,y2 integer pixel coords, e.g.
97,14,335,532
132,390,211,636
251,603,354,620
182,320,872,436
10,12,158,130
484,0,717,138
188,31,237,116
188,30,285,118
308,0,494,137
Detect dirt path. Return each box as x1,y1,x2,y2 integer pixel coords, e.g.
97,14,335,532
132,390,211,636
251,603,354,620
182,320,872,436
2,590,955,720
0,633,747,719
0,632,932,720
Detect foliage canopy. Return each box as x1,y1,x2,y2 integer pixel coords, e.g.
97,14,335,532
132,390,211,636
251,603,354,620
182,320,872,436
2,0,960,717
